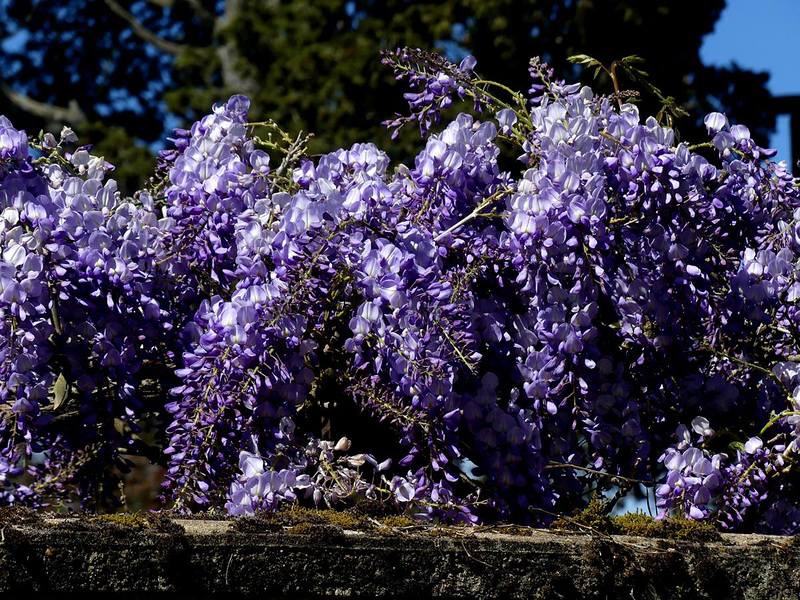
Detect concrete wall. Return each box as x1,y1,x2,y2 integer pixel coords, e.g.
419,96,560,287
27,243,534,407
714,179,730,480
0,517,798,599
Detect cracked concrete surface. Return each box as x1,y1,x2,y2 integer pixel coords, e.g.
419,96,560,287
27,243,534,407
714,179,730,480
0,519,797,599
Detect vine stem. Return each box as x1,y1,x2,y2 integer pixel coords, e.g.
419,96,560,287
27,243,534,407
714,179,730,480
599,130,631,150
544,461,652,486
596,62,623,109
433,189,512,242
760,411,800,437
471,79,534,129
699,344,790,396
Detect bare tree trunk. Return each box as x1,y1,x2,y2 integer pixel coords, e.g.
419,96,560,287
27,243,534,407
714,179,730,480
214,0,259,94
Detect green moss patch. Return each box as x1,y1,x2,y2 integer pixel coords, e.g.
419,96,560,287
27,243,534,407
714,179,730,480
553,501,720,542
48,511,184,535
233,505,372,533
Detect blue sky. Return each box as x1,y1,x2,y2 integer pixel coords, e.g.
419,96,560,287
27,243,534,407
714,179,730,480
701,0,800,165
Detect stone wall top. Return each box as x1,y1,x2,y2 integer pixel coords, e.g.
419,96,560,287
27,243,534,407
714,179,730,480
0,515,798,599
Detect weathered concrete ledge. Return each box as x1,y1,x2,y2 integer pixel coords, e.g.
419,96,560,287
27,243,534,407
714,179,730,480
0,518,798,599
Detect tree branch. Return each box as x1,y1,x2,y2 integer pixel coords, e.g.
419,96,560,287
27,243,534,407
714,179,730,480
145,0,217,23
104,0,187,56
185,0,216,22
0,84,87,125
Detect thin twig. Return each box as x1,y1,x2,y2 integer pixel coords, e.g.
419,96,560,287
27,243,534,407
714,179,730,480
225,552,234,586
460,541,497,569
545,462,652,486
275,132,313,178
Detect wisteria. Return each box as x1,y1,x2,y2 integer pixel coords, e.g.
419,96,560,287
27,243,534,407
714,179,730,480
0,48,799,532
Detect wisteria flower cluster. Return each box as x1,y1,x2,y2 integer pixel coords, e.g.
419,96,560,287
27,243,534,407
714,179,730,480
1,48,800,533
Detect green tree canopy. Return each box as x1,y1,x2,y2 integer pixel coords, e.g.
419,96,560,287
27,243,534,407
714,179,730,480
0,0,776,192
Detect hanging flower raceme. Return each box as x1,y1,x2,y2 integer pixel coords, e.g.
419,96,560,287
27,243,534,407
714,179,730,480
0,48,799,532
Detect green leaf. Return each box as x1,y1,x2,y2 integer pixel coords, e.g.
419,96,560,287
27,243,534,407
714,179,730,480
568,54,601,67
567,54,589,63
52,373,69,411
114,418,130,436
729,441,746,453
